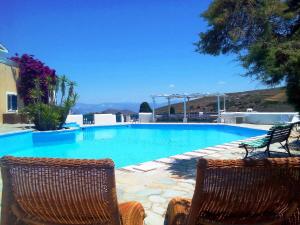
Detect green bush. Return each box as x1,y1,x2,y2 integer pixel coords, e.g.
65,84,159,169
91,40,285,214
139,102,152,113
22,76,78,131
25,104,60,131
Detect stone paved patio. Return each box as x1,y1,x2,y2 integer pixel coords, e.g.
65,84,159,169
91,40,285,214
0,123,31,134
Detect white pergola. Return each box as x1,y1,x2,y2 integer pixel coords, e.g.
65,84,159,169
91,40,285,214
151,93,226,123
0,43,8,53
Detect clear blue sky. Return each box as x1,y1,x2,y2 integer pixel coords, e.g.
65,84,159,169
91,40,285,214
1,0,266,104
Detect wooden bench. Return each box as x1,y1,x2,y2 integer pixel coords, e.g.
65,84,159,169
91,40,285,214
239,124,293,158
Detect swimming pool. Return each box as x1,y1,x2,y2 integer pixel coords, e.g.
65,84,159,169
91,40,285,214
0,124,266,168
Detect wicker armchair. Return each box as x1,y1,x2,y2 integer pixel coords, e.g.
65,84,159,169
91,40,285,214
0,156,145,225
165,157,300,225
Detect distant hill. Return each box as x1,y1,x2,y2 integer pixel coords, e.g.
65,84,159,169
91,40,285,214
101,108,136,115
72,102,140,114
72,102,165,115
156,88,295,114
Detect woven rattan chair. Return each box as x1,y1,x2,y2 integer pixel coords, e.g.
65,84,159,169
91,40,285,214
165,157,300,225
0,156,145,225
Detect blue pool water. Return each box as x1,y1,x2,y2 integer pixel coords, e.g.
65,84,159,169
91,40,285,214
0,124,266,168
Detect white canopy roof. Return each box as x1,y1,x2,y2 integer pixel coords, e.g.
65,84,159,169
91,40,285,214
151,92,226,99
0,43,8,53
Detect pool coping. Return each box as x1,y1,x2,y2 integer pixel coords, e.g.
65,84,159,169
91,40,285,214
0,123,268,171
82,122,270,131
0,129,33,137
118,134,267,172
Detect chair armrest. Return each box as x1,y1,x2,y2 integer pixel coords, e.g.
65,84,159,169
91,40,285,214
119,201,146,225
165,197,191,225
281,207,300,225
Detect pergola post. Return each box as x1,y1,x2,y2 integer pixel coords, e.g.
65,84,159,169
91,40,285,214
168,97,171,118
183,97,187,123
217,95,221,123
187,97,190,118
152,96,156,122
151,93,225,124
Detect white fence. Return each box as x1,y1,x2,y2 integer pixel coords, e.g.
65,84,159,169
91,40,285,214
66,114,83,126
221,112,299,125
94,114,117,125
138,113,153,123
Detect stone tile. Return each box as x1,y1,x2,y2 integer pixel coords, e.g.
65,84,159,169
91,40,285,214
204,153,224,159
155,157,176,164
136,188,162,197
133,161,164,172
177,182,195,190
204,147,222,151
149,195,167,203
180,179,196,185
162,190,188,199
158,178,177,185
145,211,165,225
183,151,206,157
152,204,166,215
194,149,216,154
170,154,192,160
120,166,138,172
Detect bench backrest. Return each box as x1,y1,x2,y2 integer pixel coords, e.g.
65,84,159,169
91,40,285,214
267,124,293,144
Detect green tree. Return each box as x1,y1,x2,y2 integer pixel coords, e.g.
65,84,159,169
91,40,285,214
60,75,68,105
139,102,153,113
196,0,300,110
170,106,176,114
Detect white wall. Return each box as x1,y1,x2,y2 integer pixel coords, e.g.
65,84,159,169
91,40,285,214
139,113,153,123
221,112,299,125
66,114,83,126
94,114,116,125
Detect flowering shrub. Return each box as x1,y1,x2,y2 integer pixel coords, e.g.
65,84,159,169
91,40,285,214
12,54,78,131
11,54,56,105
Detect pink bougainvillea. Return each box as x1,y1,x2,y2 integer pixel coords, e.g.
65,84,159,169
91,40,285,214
11,54,57,105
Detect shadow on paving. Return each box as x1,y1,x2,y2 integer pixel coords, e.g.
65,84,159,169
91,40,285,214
289,140,300,151
166,142,300,180
166,158,198,180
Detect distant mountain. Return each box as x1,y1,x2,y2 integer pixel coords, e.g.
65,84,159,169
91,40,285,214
156,88,296,114
72,102,140,114
101,108,136,115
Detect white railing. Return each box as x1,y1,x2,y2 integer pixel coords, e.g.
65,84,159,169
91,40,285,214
221,112,299,125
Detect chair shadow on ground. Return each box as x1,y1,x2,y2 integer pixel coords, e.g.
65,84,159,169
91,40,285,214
166,140,300,180
165,158,198,180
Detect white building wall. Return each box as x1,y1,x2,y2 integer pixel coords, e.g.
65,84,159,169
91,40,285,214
66,114,83,126
94,114,116,125
138,113,153,123
221,112,299,125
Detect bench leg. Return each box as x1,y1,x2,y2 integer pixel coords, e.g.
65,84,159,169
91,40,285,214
285,142,292,157
280,142,292,156
266,146,271,157
243,146,249,159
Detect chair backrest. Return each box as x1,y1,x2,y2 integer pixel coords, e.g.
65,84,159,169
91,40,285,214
267,124,293,144
186,157,300,225
1,156,121,225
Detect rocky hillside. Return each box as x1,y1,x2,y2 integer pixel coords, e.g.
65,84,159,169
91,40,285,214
156,88,295,114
